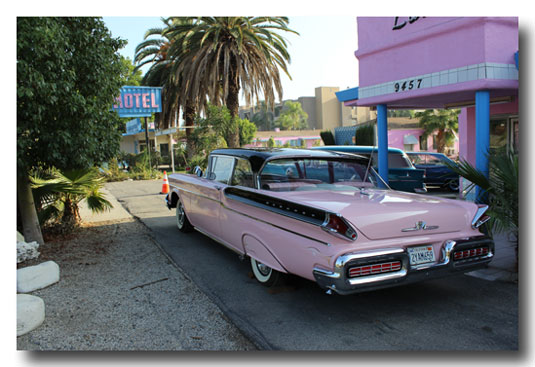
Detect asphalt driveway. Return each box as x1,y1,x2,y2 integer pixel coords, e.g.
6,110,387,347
106,179,518,351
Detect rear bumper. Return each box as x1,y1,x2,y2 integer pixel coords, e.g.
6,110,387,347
313,236,494,295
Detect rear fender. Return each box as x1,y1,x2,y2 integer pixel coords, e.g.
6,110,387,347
242,234,287,273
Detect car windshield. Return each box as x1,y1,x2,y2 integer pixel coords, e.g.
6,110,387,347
370,152,413,168
410,154,452,166
259,158,382,192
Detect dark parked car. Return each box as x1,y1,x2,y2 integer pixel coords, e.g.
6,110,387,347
313,146,426,193
406,152,459,192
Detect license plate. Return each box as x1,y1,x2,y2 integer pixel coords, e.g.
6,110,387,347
408,245,435,265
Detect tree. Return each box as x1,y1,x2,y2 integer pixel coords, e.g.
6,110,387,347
134,18,182,131
415,109,459,153
31,168,113,229
274,101,308,130
17,17,127,244
165,17,298,147
135,17,204,159
251,100,275,131
238,118,257,147
121,57,143,86
447,149,518,260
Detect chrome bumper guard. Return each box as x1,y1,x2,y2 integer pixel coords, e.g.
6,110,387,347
313,236,494,295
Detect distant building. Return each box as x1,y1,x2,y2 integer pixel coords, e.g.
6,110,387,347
245,129,322,148
239,86,376,131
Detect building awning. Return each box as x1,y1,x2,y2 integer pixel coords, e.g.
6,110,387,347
335,87,359,102
403,134,419,145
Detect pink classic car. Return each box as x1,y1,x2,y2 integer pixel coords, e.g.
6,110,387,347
165,148,493,295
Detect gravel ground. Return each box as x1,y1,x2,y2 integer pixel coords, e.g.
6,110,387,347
17,218,256,351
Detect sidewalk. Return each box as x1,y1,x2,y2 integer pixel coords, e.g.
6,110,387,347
78,187,132,223
467,231,518,282
19,185,255,351
427,191,518,283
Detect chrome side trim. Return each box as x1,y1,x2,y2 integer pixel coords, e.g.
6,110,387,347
223,205,332,247
169,182,332,246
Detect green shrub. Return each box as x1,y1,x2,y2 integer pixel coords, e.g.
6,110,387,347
320,130,335,145
355,124,375,146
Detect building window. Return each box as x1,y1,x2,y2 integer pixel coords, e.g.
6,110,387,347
419,135,428,151
490,116,519,155
490,118,508,151
139,139,155,151
510,118,519,154
160,143,169,157
432,135,437,150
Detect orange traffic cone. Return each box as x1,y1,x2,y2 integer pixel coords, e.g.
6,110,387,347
160,171,169,194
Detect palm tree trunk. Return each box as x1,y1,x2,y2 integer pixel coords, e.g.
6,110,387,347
226,63,241,148
437,130,446,153
184,102,196,160
17,174,44,246
62,196,80,228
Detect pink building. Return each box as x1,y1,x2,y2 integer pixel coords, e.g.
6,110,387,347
337,17,518,183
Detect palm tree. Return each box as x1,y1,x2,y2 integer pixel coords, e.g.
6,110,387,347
134,19,179,130
31,168,112,229
415,109,459,153
447,149,518,269
449,149,518,237
165,17,298,148
134,18,198,158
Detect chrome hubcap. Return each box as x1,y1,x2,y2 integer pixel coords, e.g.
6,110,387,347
257,262,271,276
177,204,185,227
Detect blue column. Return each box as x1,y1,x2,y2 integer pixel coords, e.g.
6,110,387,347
377,104,389,187
475,90,490,200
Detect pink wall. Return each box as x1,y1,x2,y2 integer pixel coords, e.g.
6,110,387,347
356,17,517,87
353,17,518,109
388,128,459,155
246,136,321,148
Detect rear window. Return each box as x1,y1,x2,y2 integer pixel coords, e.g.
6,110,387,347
259,158,378,192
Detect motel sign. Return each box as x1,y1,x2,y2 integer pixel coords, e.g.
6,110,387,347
112,86,162,118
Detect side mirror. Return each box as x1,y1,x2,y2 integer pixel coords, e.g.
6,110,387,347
193,166,203,177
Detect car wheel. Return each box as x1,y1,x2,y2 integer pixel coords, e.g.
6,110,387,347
250,257,283,287
447,179,459,192
176,200,193,233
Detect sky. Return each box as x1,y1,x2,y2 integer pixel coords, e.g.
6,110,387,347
102,16,360,104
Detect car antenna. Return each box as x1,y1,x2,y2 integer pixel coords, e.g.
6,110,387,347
362,146,375,183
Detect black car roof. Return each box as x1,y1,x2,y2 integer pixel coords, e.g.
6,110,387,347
210,148,368,173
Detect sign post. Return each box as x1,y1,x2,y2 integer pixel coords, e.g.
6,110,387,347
112,86,162,168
